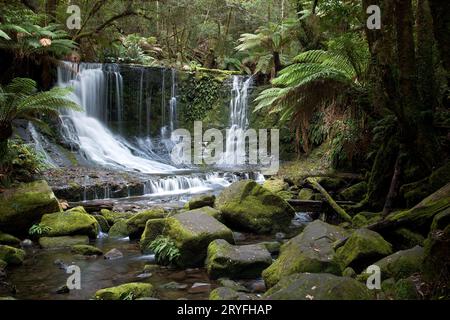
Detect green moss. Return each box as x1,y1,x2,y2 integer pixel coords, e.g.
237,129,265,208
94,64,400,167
100,209,133,225
140,219,166,253
209,287,242,300
40,206,99,239
93,215,110,233
94,283,156,300
374,246,424,281
394,278,420,300
39,235,89,249
0,232,20,246
187,195,216,210
317,177,346,191
109,220,129,238
215,180,295,234
340,182,368,202
0,245,25,265
342,267,357,278
390,228,425,249
126,208,167,239
0,180,61,234
298,188,314,200
71,244,103,256
263,178,289,194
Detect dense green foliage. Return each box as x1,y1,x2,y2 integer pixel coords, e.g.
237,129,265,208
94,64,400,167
148,235,181,266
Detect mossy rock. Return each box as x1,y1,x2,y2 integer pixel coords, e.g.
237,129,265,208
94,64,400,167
0,180,61,235
263,178,289,194
387,228,425,250
187,195,216,210
263,273,372,300
0,245,25,265
93,215,110,233
94,283,156,300
298,188,314,200
339,182,367,202
317,177,346,191
381,278,396,298
260,241,281,254
100,209,133,225
185,207,223,222
373,246,424,281
40,206,99,239
140,219,166,253
217,279,249,292
126,207,166,239
336,228,392,273
206,239,272,279
164,211,234,267
0,232,20,246
262,220,348,288
109,220,129,238
215,180,295,234
39,235,89,249
209,287,255,300
71,244,103,256
342,267,357,278
394,277,420,300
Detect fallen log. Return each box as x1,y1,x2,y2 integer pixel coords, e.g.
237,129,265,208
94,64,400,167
306,177,352,222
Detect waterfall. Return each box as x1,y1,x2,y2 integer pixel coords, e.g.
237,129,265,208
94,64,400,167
219,76,253,166
28,123,58,168
57,62,176,174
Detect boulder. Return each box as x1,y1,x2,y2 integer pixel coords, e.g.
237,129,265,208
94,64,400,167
108,220,129,238
0,232,20,246
264,273,372,300
206,239,272,279
317,177,345,191
100,209,133,225
263,179,291,200
215,180,295,234
339,182,367,202
0,245,25,265
71,244,103,256
0,180,61,234
40,207,99,239
217,279,249,292
93,215,110,233
187,195,216,210
140,219,166,253
209,287,256,300
336,228,392,273
262,220,348,288
39,235,89,249
126,207,167,240
298,188,314,200
104,248,123,260
185,207,223,222
94,283,156,300
373,246,424,281
394,277,420,300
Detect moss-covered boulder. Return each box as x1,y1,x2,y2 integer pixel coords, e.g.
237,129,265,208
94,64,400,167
351,212,382,228
298,188,314,200
93,215,110,233
0,232,20,246
140,219,166,253
100,209,133,225
394,277,420,300
94,283,156,300
336,228,392,273
206,239,272,279
187,195,216,210
39,235,89,249
209,287,255,300
317,177,346,191
0,245,25,265
263,178,291,199
387,228,425,250
109,220,130,238
0,180,61,234
185,207,223,222
40,207,99,239
264,273,372,300
373,246,424,281
262,220,348,288
126,208,166,239
215,180,295,234
71,244,103,256
339,182,367,202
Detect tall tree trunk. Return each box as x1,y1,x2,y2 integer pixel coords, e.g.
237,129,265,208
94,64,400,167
273,51,282,76
46,0,58,24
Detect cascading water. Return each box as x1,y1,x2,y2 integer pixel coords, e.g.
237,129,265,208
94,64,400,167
57,62,176,174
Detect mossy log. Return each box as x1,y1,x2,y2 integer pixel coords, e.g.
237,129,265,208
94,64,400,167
306,177,352,222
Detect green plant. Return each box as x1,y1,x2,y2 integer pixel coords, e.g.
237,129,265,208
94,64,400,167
29,224,52,236
148,235,180,266
119,292,136,301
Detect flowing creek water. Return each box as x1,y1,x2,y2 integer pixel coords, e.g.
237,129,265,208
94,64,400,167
2,62,311,300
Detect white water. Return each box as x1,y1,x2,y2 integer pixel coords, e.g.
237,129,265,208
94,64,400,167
57,62,176,174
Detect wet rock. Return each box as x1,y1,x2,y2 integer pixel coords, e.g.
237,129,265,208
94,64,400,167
264,273,372,300
39,236,89,249
40,206,99,239
108,220,129,238
247,279,266,293
0,180,61,234
160,282,188,290
0,245,26,265
262,220,348,288
373,246,424,281
104,248,123,260
209,287,255,300
143,264,159,273
187,195,216,210
136,273,152,279
20,239,33,248
232,232,246,242
93,215,110,233
126,207,167,240
95,283,156,300
275,232,285,240
188,283,211,294
56,285,70,294
140,219,166,253
215,180,295,234
218,279,249,292
0,232,20,246
53,259,68,270
71,244,103,256
336,228,393,273
206,239,272,279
